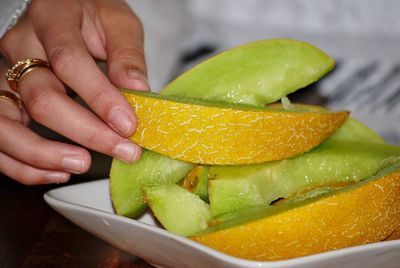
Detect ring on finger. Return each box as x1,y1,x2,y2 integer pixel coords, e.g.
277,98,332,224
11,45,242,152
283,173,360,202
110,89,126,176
0,90,22,110
6,58,51,93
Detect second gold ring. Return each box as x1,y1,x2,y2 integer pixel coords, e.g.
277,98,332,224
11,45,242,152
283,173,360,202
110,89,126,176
6,58,51,92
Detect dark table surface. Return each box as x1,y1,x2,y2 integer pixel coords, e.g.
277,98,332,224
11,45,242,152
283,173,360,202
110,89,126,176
0,172,155,268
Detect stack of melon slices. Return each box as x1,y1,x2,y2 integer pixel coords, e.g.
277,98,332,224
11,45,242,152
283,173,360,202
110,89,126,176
110,39,400,261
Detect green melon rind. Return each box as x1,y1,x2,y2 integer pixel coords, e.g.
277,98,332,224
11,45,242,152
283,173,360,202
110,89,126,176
192,166,209,202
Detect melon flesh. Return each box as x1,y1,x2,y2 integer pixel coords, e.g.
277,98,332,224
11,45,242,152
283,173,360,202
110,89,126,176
161,39,335,106
208,141,400,216
110,150,194,217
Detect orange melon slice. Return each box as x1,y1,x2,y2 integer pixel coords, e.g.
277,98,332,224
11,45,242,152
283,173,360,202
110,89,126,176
191,166,400,260
123,90,348,165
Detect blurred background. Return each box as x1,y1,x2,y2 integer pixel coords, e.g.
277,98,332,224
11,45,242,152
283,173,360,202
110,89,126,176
133,0,400,140
33,0,400,178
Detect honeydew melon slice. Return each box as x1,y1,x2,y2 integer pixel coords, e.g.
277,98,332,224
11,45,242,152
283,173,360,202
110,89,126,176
110,150,194,217
161,39,335,106
208,141,400,216
143,184,211,236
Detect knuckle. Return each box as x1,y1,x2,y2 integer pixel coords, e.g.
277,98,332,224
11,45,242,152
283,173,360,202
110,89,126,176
48,45,80,74
113,47,144,63
17,168,39,185
86,127,117,155
112,47,146,75
87,87,109,110
23,87,51,120
86,127,104,146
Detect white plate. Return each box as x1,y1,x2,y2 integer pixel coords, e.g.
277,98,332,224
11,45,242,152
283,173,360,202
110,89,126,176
44,179,400,268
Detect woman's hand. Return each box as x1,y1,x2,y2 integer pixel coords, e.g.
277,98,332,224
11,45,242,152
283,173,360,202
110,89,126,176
0,0,149,185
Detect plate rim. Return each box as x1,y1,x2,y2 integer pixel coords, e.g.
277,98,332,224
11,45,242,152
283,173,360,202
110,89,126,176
44,178,400,267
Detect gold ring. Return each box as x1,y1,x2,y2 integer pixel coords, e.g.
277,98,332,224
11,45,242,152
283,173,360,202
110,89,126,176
0,90,22,110
6,58,51,92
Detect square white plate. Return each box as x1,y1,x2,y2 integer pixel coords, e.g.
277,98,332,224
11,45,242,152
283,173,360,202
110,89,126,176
44,179,400,268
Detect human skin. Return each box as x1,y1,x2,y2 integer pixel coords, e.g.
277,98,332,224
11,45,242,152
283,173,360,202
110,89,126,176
0,0,149,185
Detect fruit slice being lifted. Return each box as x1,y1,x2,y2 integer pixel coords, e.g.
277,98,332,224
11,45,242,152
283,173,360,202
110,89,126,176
123,90,348,165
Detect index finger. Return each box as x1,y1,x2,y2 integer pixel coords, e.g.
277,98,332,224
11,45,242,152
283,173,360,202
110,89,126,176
29,0,136,137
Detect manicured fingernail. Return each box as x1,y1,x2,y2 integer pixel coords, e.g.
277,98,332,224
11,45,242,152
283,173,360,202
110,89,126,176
114,141,139,162
43,172,70,184
109,109,134,136
126,70,149,91
62,156,85,174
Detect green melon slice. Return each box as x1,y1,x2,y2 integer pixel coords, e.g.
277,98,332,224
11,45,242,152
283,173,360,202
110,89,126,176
143,184,211,236
110,150,194,217
161,39,334,106
208,141,400,216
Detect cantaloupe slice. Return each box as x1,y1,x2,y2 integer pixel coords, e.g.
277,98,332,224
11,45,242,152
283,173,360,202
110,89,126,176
123,90,348,165
191,162,400,261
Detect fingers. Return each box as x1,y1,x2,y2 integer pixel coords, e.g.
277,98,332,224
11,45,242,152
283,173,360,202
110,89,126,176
29,0,137,137
100,1,149,91
0,152,70,185
0,0,148,185
0,116,91,174
0,58,82,184
17,68,142,163
0,6,142,164
5,54,142,163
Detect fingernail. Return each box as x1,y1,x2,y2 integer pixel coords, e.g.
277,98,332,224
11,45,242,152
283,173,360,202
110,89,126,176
126,70,149,91
43,172,70,184
114,141,139,162
109,109,134,136
62,156,85,174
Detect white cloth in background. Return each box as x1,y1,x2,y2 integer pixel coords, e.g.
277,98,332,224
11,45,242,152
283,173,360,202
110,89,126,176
0,0,29,38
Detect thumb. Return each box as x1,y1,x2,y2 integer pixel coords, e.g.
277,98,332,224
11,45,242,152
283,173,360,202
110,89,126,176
101,1,149,91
